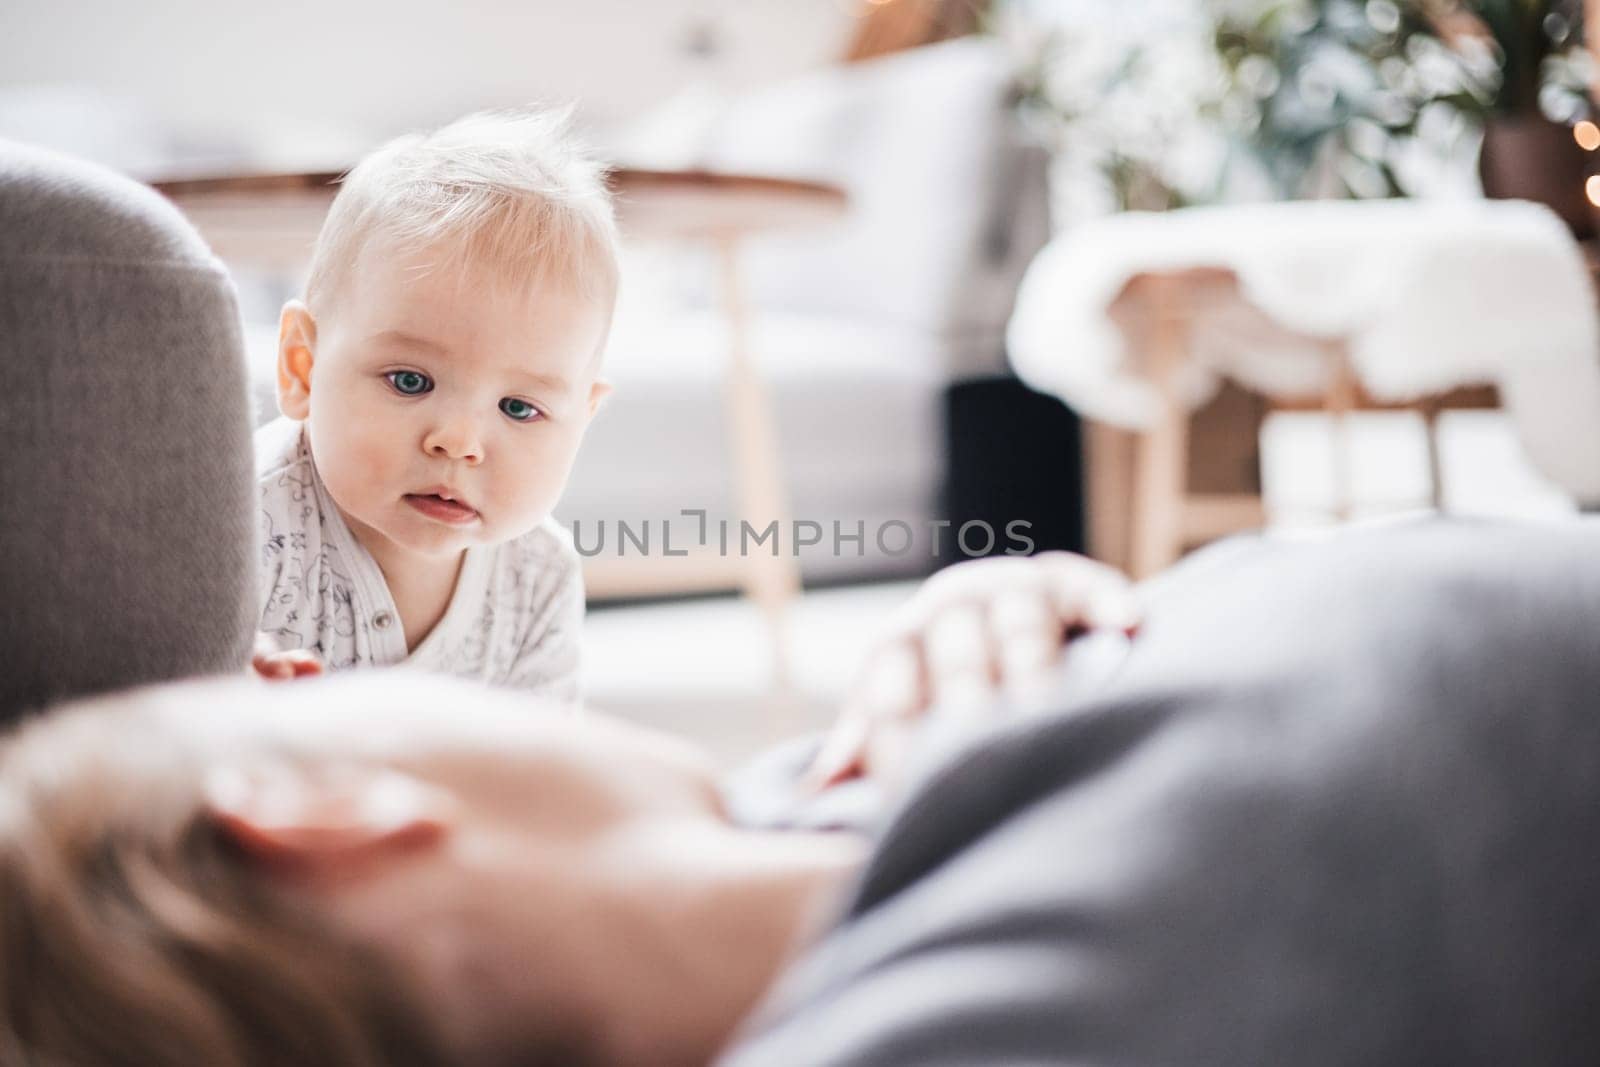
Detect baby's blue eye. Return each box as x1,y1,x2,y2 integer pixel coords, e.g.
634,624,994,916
385,370,432,396
500,397,541,423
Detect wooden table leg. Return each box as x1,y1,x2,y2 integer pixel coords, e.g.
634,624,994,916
1420,398,1446,511
1084,420,1136,572
1128,277,1191,580
1325,343,1358,522
716,235,801,689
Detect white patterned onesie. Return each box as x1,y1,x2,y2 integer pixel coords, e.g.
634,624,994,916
254,417,584,701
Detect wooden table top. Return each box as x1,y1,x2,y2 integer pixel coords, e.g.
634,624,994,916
148,166,849,267
609,167,848,240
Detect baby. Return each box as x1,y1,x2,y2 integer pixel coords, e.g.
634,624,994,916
252,108,617,700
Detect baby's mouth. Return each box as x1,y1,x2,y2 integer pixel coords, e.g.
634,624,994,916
403,492,480,525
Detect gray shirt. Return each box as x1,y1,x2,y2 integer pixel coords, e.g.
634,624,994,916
718,520,1600,1066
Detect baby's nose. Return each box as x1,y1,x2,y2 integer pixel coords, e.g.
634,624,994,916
423,419,484,464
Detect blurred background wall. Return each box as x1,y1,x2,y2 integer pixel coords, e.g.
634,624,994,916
0,0,857,167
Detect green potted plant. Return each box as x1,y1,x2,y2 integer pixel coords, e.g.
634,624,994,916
1436,0,1596,233
991,0,1496,218
993,0,1592,225
1207,0,1494,200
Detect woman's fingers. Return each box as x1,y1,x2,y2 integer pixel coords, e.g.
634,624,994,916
810,552,1140,793
861,715,921,794
1045,555,1141,634
924,599,999,714
990,588,1064,694
805,636,926,789
804,713,870,791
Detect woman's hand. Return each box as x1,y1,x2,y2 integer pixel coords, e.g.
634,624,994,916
806,552,1138,791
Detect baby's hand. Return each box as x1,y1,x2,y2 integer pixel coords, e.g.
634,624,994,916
250,633,324,682
806,552,1139,791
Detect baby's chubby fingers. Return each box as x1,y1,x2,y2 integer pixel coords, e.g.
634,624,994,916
251,653,291,681
251,647,324,682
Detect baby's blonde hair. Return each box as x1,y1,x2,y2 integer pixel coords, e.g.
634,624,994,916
305,105,619,318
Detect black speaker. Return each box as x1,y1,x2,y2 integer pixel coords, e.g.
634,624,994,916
940,374,1084,567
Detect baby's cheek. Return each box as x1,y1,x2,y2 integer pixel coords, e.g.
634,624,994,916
500,459,568,525
509,469,562,519
325,425,400,507
355,432,400,484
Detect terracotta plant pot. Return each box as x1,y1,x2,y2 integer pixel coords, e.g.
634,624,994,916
1479,113,1596,239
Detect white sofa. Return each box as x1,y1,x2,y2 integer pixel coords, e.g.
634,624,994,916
567,37,1053,584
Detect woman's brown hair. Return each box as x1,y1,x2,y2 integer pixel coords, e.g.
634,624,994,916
0,693,452,1067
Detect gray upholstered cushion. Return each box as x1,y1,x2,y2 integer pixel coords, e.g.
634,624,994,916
0,139,255,718
720,520,1600,1066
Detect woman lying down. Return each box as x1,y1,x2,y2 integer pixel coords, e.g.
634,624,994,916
4,522,1598,1067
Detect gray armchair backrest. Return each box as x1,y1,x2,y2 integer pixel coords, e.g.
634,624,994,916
0,139,255,719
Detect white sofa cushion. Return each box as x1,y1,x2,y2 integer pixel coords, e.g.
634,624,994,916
559,306,945,579
611,37,1036,373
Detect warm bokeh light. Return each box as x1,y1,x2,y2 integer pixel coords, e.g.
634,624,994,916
1585,175,1600,207
837,0,895,13
1575,121,1600,151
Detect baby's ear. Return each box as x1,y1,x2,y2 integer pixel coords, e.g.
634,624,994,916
586,378,613,418
203,761,457,876
277,301,318,420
